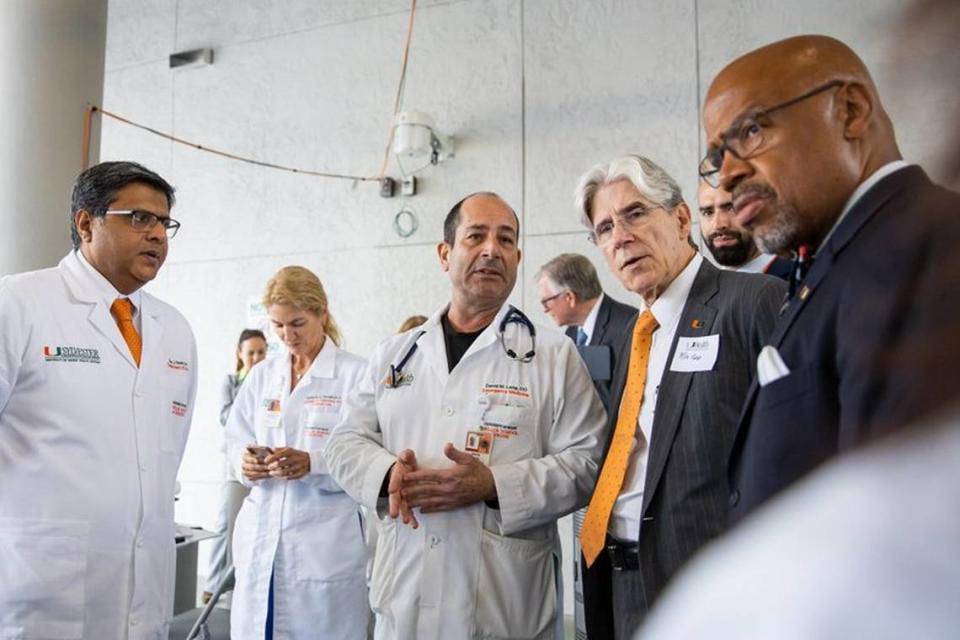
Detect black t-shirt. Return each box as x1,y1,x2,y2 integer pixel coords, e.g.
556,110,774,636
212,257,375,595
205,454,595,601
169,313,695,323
441,312,488,372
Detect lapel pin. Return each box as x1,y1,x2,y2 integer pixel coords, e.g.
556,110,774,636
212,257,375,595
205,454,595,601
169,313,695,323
691,319,703,329
799,286,810,300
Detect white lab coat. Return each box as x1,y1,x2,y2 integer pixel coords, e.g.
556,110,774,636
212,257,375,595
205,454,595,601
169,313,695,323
226,341,370,639
325,303,607,640
0,252,198,639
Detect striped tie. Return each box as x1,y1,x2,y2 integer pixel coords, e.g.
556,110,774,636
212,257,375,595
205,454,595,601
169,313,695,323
580,310,658,567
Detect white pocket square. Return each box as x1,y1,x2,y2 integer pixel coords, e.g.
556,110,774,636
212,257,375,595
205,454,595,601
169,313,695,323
756,345,790,387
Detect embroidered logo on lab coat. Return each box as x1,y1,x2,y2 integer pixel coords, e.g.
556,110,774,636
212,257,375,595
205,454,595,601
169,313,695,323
167,358,190,371
42,345,101,364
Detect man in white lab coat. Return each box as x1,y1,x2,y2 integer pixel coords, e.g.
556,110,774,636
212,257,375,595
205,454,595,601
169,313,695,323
326,192,607,640
0,161,198,639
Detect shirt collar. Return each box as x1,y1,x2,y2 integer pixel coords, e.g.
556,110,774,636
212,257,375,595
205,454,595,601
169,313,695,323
300,337,338,382
737,252,777,274
647,253,702,328
580,293,604,341
817,160,910,254
75,249,143,314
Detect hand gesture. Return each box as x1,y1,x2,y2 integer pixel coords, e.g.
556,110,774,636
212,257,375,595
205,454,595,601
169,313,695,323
401,442,497,513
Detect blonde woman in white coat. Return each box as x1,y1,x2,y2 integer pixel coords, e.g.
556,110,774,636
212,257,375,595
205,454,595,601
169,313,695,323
226,266,369,639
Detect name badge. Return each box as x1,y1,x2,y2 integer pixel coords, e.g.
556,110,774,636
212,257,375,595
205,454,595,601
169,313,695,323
261,398,282,428
669,335,719,372
464,430,494,465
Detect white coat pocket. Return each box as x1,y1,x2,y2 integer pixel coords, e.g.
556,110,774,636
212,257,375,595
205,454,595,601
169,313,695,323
475,529,557,640
292,503,366,583
0,518,89,639
480,404,536,447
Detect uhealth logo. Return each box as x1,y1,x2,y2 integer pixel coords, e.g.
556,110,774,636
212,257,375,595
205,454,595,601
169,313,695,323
43,346,101,364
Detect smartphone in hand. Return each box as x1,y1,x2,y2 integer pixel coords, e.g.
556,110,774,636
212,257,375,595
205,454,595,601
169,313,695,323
246,445,273,463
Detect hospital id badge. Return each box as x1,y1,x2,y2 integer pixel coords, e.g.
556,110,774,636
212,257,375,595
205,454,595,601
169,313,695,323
464,430,494,465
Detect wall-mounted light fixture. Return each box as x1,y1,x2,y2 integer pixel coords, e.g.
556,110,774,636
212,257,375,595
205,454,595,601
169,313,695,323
393,110,453,173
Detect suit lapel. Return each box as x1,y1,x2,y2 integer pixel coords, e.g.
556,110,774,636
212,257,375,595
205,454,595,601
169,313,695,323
641,262,719,517
731,167,927,467
770,166,923,347
589,297,612,346
599,310,638,458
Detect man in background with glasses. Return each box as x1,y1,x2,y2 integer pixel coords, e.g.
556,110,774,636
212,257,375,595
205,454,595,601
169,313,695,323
0,161,197,639
702,35,960,524
572,154,784,637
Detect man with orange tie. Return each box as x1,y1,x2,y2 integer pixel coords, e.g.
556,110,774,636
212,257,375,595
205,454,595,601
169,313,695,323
0,161,198,639
573,154,784,637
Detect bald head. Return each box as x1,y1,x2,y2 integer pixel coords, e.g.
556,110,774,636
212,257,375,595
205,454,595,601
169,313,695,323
702,36,901,254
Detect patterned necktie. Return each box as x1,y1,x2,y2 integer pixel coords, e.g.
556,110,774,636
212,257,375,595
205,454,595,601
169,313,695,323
111,298,142,367
788,244,814,299
580,310,659,567
576,327,588,346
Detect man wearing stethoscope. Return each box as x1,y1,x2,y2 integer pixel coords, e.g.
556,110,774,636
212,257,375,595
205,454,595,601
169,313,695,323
326,192,607,640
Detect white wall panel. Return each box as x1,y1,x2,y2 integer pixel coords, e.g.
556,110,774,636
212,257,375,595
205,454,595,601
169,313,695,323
524,0,701,238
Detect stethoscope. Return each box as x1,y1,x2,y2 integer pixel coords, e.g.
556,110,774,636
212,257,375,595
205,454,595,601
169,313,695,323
385,306,537,388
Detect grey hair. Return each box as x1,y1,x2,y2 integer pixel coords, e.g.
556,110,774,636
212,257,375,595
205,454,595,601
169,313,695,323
535,253,603,301
573,154,684,228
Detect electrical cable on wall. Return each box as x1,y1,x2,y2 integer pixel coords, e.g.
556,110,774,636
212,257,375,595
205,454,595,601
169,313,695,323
83,106,378,182
81,0,420,185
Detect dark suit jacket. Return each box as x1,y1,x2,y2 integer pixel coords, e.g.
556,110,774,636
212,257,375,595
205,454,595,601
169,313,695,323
566,294,637,411
763,256,793,280
729,166,960,520
567,294,636,640
593,259,785,624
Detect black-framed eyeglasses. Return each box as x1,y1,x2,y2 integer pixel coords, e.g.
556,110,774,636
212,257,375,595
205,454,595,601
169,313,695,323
699,80,845,187
540,290,569,309
104,209,181,238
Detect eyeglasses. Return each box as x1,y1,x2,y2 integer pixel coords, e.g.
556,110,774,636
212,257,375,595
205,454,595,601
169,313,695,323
588,203,666,247
105,209,181,238
699,80,844,187
540,290,569,309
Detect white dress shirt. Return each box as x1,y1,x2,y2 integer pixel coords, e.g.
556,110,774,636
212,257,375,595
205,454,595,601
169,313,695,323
610,254,703,540
75,249,143,333
578,292,605,344
737,252,778,274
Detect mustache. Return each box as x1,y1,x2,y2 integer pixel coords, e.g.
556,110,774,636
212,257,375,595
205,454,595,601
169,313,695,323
708,231,746,243
473,258,503,271
732,182,777,209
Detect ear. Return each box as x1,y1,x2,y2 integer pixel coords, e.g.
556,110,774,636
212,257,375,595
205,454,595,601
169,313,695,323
839,82,873,140
437,241,451,272
674,202,693,241
74,209,95,244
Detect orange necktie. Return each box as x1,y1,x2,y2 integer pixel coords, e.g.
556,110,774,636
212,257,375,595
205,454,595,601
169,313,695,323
111,298,142,367
580,310,658,567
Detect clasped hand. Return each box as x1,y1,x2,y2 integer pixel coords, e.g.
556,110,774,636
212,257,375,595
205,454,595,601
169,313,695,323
242,446,311,481
387,443,497,529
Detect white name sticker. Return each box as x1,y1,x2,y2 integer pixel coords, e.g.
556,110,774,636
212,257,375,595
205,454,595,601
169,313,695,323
669,335,719,372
